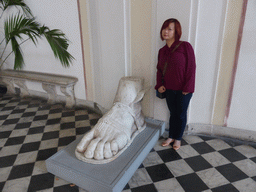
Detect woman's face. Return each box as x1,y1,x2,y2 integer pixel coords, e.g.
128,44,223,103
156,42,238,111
162,22,175,41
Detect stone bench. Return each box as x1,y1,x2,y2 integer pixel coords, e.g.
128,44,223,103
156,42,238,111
0,69,78,108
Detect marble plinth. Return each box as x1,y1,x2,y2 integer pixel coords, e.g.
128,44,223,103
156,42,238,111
46,117,165,192
0,69,78,108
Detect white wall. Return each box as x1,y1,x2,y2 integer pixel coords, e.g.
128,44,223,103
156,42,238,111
88,0,127,109
2,0,86,100
227,0,256,131
189,0,227,124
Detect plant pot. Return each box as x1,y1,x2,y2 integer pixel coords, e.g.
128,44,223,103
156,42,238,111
0,84,7,95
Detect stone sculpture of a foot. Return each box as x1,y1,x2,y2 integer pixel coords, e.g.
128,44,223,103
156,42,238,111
75,76,149,164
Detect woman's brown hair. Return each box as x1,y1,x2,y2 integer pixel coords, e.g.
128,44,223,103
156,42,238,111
160,18,182,41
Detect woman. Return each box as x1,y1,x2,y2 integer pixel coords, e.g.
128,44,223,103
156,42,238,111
155,18,196,150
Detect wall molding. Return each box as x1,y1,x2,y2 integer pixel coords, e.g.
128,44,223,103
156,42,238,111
211,0,244,126
224,0,248,126
77,0,95,101
124,0,131,76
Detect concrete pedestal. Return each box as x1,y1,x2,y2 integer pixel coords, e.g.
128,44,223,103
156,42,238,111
46,118,165,192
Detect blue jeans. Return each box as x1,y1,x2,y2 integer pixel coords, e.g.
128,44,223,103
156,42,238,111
165,90,193,140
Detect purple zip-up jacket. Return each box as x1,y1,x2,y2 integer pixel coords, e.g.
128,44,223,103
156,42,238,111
155,41,196,93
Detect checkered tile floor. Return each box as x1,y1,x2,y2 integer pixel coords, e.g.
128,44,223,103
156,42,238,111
1,95,256,192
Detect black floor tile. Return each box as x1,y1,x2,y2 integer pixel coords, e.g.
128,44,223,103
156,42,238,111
184,155,212,172
0,96,12,100
76,127,91,135
28,103,40,108
131,184,158,192
146,164,174,182
199,135,216,141
181,138,188,146
87,108,96,114
191,142,215,154
36,148,58,161
157,148,182,162
0,115,8,120
7,163,35,180
58,136,76,146
176,173,209,192
53,184,79,192
22,112,36,117
49,108,63,114
123,183,130,190
61,122,75,130
28,173,55,192
211,184,239,192
46,118,61,125
15,122,32,129
38,105,51,110
42,131,59,140
1,106,16,111
89,119,98,126
216,163,248,182
75,115,89,121
11,108,26,114
2,118,19,125
0,131,12,139
219,148,247,162
27,126,45,135
4,136,26,146
33,115,48,121
62,111,75,117
250,156,256,164
19,142,41,153
0,104,7,108
0,182,5,192
0,155,17,168
9,99,21,103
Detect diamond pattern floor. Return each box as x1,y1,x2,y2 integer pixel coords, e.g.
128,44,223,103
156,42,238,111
1,95,256,192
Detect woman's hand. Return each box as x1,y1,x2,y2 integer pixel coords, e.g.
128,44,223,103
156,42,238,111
158,86,166,93
182,92,189,95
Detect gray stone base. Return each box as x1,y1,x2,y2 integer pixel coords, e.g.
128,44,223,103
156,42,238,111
46,118,165,192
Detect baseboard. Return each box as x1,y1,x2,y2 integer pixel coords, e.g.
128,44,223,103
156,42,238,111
28,90,108,115
187,123,256,143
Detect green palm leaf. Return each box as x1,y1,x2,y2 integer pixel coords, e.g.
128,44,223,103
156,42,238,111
4,14,40,43
0,0,33,17
3,14,40,69
0,1,74,69
40,26,74,68
10,36,24,69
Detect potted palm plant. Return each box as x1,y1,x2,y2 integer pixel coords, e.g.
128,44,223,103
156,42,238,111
0,0,74,94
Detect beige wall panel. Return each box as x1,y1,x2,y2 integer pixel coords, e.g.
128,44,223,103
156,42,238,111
131,0,153,116
78,0,94,101
212,0,244,125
